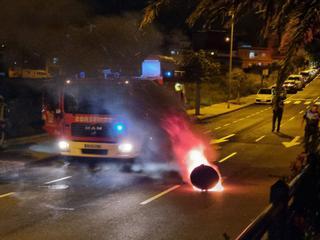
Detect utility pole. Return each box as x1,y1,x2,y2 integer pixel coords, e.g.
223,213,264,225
227,10,235,109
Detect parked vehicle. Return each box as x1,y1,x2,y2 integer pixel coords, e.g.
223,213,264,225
283,80,298,93
287,74,304,90
255,88,275,104
299,70,312,83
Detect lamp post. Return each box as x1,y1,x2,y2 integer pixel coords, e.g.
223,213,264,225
227,10,235,109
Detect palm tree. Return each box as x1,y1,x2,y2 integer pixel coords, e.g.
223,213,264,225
141,0,320,91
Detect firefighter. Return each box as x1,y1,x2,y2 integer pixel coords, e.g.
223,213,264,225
302,104,320,153
272,94,285,132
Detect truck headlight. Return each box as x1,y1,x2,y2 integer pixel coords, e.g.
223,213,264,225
118,142,133,153
58,140,69,151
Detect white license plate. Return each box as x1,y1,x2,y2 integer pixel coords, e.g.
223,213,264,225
84,144,102,149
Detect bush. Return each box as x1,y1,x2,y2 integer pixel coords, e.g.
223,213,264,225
184,69,277,108
185,82,227,107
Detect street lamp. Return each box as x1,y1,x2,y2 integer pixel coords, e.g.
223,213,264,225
227,10,235,109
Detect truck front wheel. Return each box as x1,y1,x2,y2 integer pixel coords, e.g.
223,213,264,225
0,130,6,149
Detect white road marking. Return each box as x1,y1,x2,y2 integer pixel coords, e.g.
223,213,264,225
204,130,211,134
299,110,304,114
218,152,237,163
140,185,181,205
289,116,296,121
282,136,301,148
44,204,75,211
0,192,15,199
214,126,221,130
224,123,230,127
305,101,311,105
239,118,245,121
44,176,72,185
284,101,291,104
294,101,301,104
255,135,265,142
211,134,236,144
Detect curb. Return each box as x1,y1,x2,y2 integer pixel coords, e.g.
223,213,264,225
191,102,255,122
6,133,49,147
26,154,60,166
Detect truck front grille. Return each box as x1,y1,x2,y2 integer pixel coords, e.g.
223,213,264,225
71,123,111,138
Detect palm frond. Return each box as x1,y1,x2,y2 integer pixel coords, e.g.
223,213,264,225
140,0,171,29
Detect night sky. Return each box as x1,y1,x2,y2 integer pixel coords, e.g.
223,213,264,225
86,1,263,48
87,0,148,14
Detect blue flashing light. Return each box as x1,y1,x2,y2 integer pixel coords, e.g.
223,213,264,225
116,124,124,132
114,123,125,134
142,60,161,77
164,71,173,78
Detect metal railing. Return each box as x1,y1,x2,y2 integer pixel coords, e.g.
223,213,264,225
235,153,319,240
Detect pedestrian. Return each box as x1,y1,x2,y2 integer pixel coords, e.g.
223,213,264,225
272,94,285,132
302,104,320,153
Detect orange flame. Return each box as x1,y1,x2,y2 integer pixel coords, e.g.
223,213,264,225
162,114,223,192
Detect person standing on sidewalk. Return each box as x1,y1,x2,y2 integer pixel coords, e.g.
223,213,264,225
272,94,285,132
302,104,320,153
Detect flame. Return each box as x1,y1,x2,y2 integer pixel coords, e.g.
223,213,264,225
161,114,223,192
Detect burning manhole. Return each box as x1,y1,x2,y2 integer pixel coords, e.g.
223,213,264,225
190,164,219,191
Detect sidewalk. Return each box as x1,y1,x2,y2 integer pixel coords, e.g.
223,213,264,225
0,134,58,170
6,133,49,147
187,94,257,121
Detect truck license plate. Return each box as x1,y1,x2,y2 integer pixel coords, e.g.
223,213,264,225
84,144,102,149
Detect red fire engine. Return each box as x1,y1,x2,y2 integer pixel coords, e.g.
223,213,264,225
42,78,146,159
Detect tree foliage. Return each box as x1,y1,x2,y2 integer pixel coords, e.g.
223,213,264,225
0,0,163,75
142,0,320,86
182,50,220,83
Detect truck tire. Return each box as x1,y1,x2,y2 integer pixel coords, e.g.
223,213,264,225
0,130,5,149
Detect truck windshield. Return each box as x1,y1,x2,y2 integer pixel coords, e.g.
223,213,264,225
64,83,126,115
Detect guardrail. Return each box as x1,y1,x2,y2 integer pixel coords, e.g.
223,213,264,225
235,153,319,240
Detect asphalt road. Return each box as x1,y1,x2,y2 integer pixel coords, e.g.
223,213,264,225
0,77,319,240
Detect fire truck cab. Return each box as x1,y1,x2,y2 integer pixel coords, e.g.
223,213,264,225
42,78,148,159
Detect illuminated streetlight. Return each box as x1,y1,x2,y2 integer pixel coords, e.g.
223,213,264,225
225,36,230,42
227,10,234,109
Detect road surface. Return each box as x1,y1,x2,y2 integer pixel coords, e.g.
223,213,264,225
0,77,319,240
